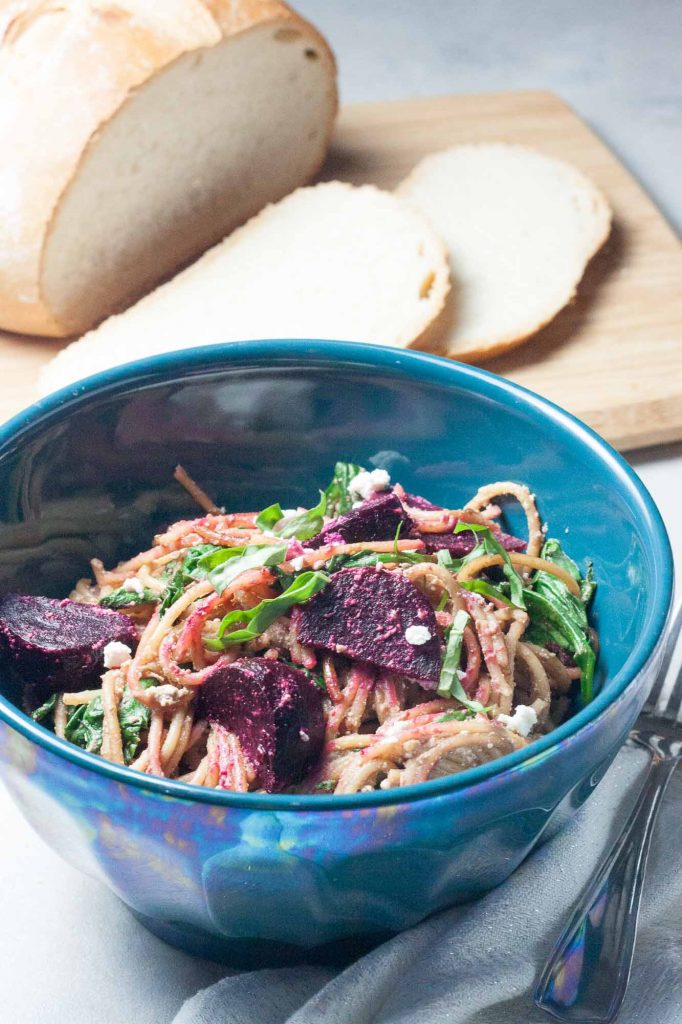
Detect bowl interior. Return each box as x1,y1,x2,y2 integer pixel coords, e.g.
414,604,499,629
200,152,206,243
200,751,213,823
0,340,672,802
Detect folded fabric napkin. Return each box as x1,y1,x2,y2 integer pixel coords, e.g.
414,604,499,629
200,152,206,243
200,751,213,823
175,743,682,1024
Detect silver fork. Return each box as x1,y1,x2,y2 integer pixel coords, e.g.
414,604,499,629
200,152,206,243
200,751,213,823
535,601,682,1023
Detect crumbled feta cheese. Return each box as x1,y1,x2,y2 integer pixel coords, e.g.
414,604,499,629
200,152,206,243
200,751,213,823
121,577,144,596
348,468,391,501
404,624,432,645
151,684,189,708
102,640,132,669
497,704,537,738
291,556,305,571
281,509,298,518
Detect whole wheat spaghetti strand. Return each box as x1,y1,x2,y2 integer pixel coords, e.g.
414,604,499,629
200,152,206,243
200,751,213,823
457,553,581,597
165,716,195,777
174,465,221,515
146,711,166,777
302,538,425,568
62,688,103,705
514,642,552,723
466,481,543,558
54,695,67,739
100,670,124,765
160,707,189,768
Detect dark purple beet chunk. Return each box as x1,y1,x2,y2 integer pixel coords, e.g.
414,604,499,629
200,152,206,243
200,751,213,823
402,492,443,511
0,594,137,692
420,529,526,555
294,566,441,686
308,491,414,550
546,642,577,669
198,658,324,792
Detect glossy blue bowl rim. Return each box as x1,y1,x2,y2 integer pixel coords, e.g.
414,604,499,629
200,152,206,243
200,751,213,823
0,339,673,810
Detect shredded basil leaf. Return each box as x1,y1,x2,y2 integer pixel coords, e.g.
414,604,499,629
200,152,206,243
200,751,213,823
206,571,330,649
455,522,526,608
326,548,429,573
435,549,464,572
99,585,157,610
31,692,57,722
438,708,475,722
324,461,362,517
457,578,519,607
436,610,486,713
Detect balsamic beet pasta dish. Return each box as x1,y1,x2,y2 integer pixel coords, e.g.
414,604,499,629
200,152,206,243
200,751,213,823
0,463,598,795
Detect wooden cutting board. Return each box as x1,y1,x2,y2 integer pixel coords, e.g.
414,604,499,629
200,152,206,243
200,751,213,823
1,90,681,451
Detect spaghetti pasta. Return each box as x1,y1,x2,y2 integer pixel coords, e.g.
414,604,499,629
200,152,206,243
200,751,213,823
13,462,597,795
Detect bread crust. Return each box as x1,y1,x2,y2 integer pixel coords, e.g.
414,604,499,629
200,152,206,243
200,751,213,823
0,0,337,337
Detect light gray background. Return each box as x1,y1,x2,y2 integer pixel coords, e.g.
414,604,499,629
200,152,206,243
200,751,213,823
1,3,680,1022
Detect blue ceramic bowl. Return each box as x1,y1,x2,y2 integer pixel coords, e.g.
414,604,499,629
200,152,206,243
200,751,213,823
0,340,673,966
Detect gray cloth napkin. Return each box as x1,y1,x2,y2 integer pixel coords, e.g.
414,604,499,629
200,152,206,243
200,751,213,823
174,744,682,1024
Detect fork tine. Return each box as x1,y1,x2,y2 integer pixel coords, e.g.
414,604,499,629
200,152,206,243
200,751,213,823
644,602,682,712
664,656,682,722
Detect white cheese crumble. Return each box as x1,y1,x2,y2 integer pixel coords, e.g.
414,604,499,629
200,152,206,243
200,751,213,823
497,704,537,738
291,556,305,571
102,640,132,669
121,577,144,596
348,468,391,501
404,624,432,646
151,684,189,708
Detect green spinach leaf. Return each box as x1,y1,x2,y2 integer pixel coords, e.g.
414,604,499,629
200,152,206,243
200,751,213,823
207,571,330,649
159,544,218,613
31,692,57,723
323,461,362,516
191,542,288,594
100,585,157,610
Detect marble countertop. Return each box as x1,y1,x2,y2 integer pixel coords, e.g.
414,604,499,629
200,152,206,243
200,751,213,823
1,2,680,1021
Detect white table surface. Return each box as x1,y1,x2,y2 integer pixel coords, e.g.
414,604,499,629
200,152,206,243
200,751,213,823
1,2,681,1022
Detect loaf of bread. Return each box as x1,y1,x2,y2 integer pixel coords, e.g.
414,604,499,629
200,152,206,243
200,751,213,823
397,143,612,361
0,0,337,337
40,182,451,394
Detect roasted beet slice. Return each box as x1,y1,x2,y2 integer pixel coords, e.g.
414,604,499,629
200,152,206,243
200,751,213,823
420,529,526,555
198,658,324,792
402,492,443,511
308,492,413,549
294,566,441,686
0,594,137,693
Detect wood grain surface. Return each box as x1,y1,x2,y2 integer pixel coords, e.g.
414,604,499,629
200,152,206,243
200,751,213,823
1,90,681,451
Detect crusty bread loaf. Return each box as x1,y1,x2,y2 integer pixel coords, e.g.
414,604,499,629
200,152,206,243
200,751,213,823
397,143,612,361
40,182,450,394
0,0,337,338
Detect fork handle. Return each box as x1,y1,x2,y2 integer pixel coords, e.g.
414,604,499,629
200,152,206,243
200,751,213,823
535,755,678,1023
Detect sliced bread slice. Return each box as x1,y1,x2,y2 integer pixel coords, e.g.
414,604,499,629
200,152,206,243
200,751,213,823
39,182,450,394
0,0,337,337
397,143,612,361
